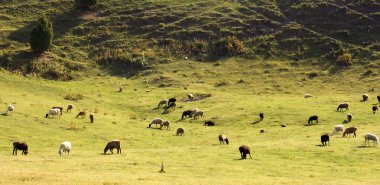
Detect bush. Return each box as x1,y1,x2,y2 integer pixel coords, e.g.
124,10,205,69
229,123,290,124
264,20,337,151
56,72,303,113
64,93,83,101
337,53,352,66
30,16,53,53
75,0,97,9
212,36,245,57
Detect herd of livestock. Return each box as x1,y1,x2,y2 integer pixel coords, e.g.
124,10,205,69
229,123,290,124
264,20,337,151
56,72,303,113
3,93,380,159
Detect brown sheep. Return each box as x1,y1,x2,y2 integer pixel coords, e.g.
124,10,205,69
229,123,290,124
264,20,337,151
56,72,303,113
13,141,28,155
67,104,73,113
104,140,121,154
176,128,184,136
218,134,229,145
239,145,252,159
76,111,86,118
343,127,357,138
337,103,349,112
362,94,369,101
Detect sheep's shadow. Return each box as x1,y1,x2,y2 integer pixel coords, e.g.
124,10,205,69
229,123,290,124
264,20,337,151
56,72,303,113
146,127,163,130
252,120,261,125
304,124,315,127
1,113,8,116
233,158,253,161
152,107,161,110
315,144,327,147
357,145,376,148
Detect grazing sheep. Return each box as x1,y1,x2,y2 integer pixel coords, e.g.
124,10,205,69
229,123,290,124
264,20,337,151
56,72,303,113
58,141,71,156
321,134,330,146
181,110,193,120
160,120,170,130
89,113,94,123
166,102,176,109
168,98,176,105
337,103,349,112
304,94,313,98
76,111,86,118
377,95,380,104
104,140,121,154
204,121,215,126
157,99,168,108
343,127,357,138
332,124,344,135
218,134,229,145
45,108,61,118
13,141,28,155
148,118,165,128
52,106,63,115
308,115,319,125
364,133,379,147
347,113,353,122
372,106,378,114
259,113,264,121
281,124,287,127
6,105,14,115
362,94,369,101
188,94,194,100
67,104,73,113
239,145,252,159
260,129,267,133
176,128,184,136
193,110,204,119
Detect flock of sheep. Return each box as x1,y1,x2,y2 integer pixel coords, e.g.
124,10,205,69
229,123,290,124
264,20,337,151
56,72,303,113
4,92,379,160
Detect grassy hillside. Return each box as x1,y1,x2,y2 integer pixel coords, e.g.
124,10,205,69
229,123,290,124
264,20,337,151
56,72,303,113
0,59,380,184
0,0,380,79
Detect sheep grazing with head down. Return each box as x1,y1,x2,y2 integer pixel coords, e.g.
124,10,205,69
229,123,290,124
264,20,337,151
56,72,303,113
218,134,229,145
181,110,193,120
166,102,176,110
321,134,330,146
104,140,121,154
308,115,318,125
46,108,61,118
6,105,14,115
67,104,73,113
13,141,28,155
372,106,378,114
193,110,204,119
343,127,357,138
52,106,63,115
347,113,353,122
362,94,369,101
188,94,194,100
204,121,215,126
332,124,344,135
364,133,379,147
168,98,176,105
157,99,168,108
337,103,349,112
148,118,165,128
239,145,252,159
160,120,170,130
176,128,184,136
58,141,71,156
89,113,94,123
76,111,86,118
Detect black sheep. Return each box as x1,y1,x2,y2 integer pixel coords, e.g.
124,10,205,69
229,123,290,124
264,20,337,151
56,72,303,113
166,102,176,109
204,121,215,126
259,113,264,121
168,98,176,105
321,134,329,146
104,140,121,154
239,145,252,159
13,141,28,155
373,106,378,114
89,113,94,123
377,95,380,104
308,115,319,124
181,110,193,120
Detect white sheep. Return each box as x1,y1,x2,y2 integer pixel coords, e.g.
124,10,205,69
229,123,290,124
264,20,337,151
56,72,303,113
5,105,14,115
332,124,344,135
364,133,379,147
193,110,204,119
58,141,72,156
304,94,313,98
188,94,194,100
46,108,61,118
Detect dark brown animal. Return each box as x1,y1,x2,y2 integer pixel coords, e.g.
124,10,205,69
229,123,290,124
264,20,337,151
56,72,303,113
67,104,73,113
166,102,176,109
362,94,369,102
343,127,357,138
52,106,63,115
89,113,94,123
76,111,86,118
259,113,264,121
204,121,215,126
337,103,349,112
321,134,329,146
347,114,353,122
373,106,378,114
181,110,193,120
239,145,252,159
176,128,184,136
377,95,380,104
168,98,176,105
104,140,121,154
308,115,318,124
13,142,28,155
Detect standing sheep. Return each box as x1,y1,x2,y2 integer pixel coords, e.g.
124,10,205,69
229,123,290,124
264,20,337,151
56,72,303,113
168,98,176,105
372,106,378,114
308,115,318,125
76,111,86,118
160,120,170,130
67,104,73,113
104,140,121,154
343,127,357,138
45,108,61,118
218,134,229,145
193,110,204,119
364,133,379,147
321,134,330,146
259,113,264,121
52,106,63,115
377,95,380,104
332,124,344,135
337,103,349,112
362,94,369,101
239,145,252,159
58,141,72,156
157,99,168,108
176,128,184,136
5,105,14,115
13,142,28,155
89,113,94,123
347,113,353,122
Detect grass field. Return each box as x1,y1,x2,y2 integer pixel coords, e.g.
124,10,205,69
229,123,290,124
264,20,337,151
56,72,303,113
0,59,379,184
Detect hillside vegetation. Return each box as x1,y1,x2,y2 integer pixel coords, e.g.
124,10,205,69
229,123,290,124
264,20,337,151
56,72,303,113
0,0,380,79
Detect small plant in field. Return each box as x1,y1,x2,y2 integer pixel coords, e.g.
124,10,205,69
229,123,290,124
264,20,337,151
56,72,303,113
215,79,230,87
30,16,53,53
68,121,81,130
64,93,83,101
336,53,352,66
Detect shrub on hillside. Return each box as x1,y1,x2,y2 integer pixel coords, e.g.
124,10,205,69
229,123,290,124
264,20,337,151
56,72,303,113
212,36,245,57
30,16,53,53
75,0,97,9
336,53,352,66
96,49,148,70
64,93,83,101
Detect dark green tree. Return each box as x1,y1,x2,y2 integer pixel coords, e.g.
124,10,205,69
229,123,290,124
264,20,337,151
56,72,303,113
30,16,53,53
75,0,97,9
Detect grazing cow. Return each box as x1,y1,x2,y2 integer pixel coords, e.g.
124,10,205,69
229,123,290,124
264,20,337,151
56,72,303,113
239,145,252,159
58,141,72,156
347,113,353,122
168,98,176,105
45,108,61,118
104,140,121,154
372,106,378,114
181,110,193,120
176,128,184,136
364,133,379,147
13,142,28,155
337,103,349,112
259,113,264,121
76,111,86,118
308,115,319,125
218,134,229,145
52,106,63,115
204,121,215,126
67,104,73,113
343,127,357,138
362,94,369,101
321,134,329,146
89,113,94,123
6,105,14,115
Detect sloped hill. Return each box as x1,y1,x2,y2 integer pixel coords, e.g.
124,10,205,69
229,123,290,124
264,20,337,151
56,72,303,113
0,0,379,79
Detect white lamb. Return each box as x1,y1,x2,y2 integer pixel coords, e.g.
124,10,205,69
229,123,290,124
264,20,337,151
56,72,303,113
58,141,72,156
332,124,344,135
364,133,379,147
46,108,61,118
6,105,14,115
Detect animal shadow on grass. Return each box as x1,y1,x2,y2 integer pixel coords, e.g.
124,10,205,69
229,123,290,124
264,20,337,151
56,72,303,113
1,113,7,116
252,120,261,125
152,107,160,110
356,145,375,148
315,144,325,147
